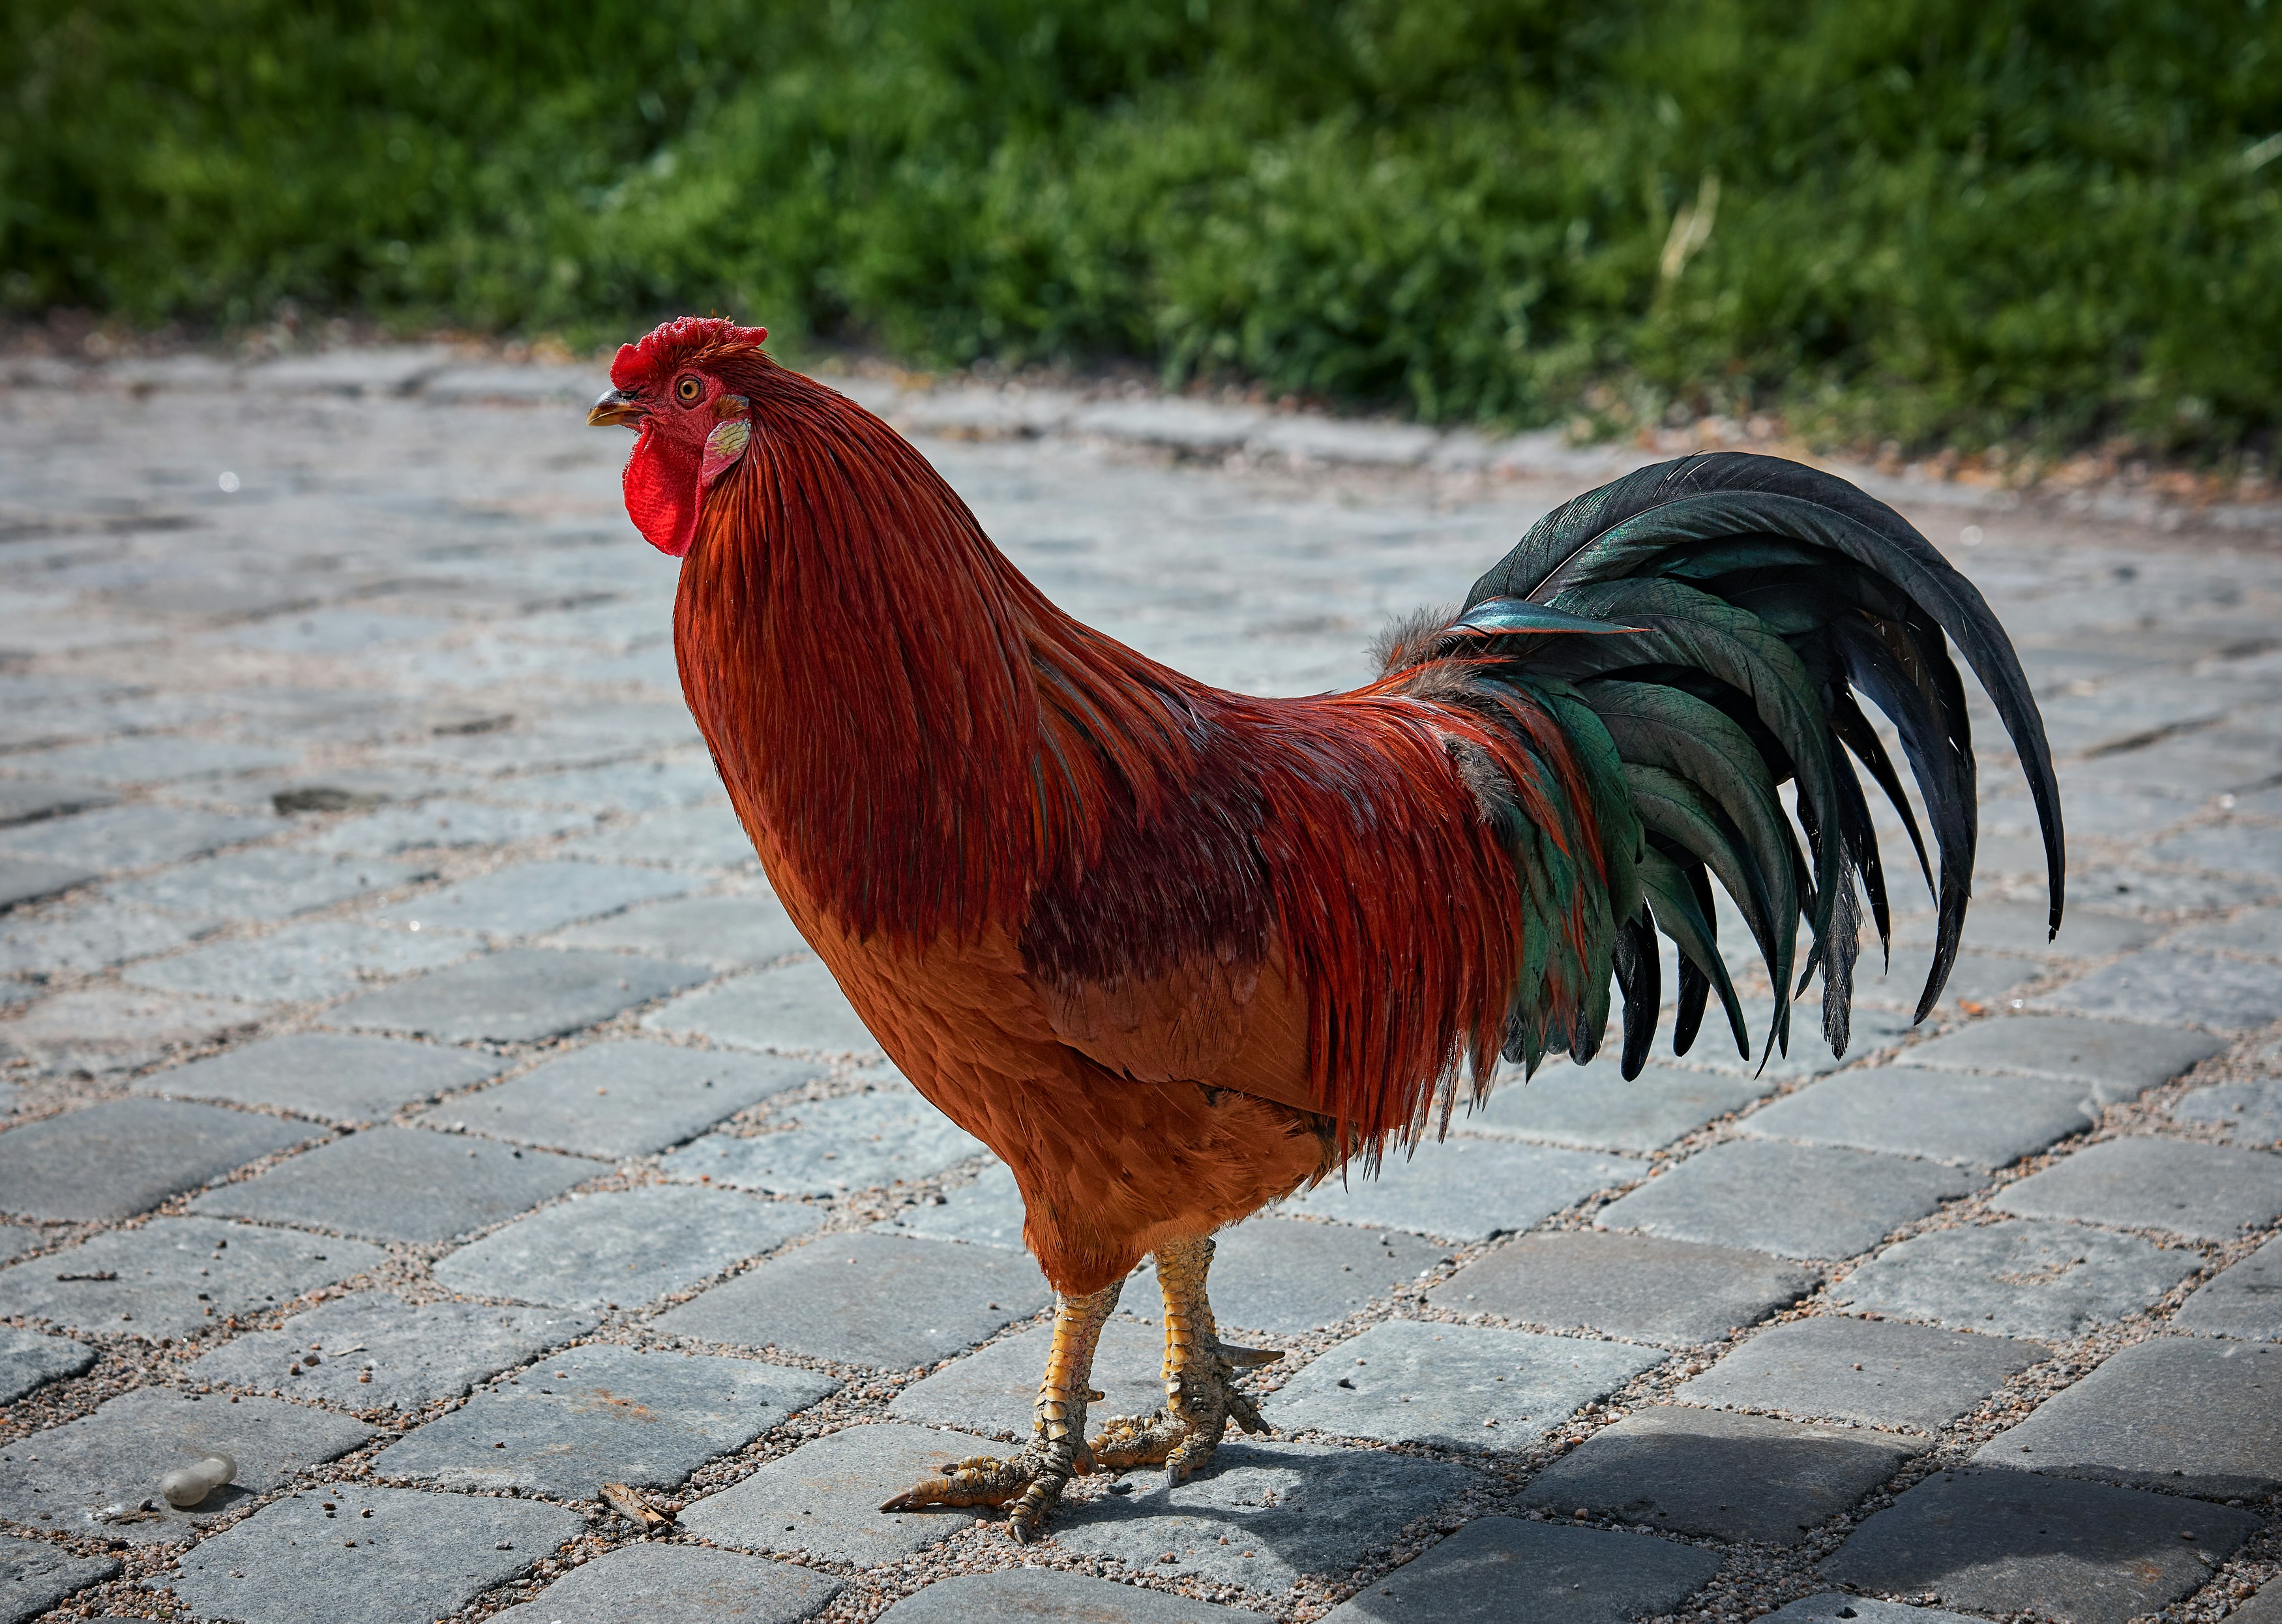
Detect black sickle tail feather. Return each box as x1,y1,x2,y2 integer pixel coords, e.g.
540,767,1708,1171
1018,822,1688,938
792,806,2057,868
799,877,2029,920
1391,452,2063,1081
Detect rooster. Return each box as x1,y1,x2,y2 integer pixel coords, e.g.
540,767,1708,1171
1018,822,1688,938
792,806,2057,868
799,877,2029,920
588,317,2062,1540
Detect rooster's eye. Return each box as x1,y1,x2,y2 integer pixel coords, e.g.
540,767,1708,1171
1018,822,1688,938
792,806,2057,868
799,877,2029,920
675,376,702,404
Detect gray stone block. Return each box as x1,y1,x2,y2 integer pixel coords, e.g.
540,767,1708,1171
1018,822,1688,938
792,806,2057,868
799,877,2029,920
1460,1059,1770,1154
1157,1218,1449,1336
1766,1597,1978,1624
1429,1230,1819,1346
1324,1516,1722,1624
0,984,262,1078
2067,863,2281,917
490,1543,840,1624
0,1324,96,1404
881,1570,1266,1623
0,855,98,911
163,1483,584,1624
7,736,294,785
0,1387,369,1545
1819,1468,2261,1624
193,1126,606,1243
1596,1141,1974,1261
1903,899,2157,960
308,799,605,855
683,1421,1005,1564
874,1161,1029,1249
0,1097,316,1222
1992,1136,2282,1240
660,1232,1050,1368
0,805,270,870
1972,1337,2282,1496
644,958,878,1055
2171,1077,2282,1147
378,860,700,938
2036,951,2282,1033
0,1533,119,1624
327,947,709,1041
1052,1439,1470,1592
417,1039,812,1157
1519,1408,1919,1544
488,757,728,814
1897,1014,2223,1100
1738,1069,2096,1170
106,847,426,921
2171,908,2282,958
1685,1002,1920,1082
222,606,452,653
1679,1316,2044,1432
0,898,207,979
2228,1582,2282,1624
1848,947,2045,1015
2149,821,2282,878
137,1033,505,1124
553,889,810,967
371,1342,834,1498
1833,1219,2201,1340
890,1316,1166,1439
432,1185,821,1308
1293,1138,1646,1242
1267,1321,1661,1449
663,1085,988,1196
2175,1233,2282,1340
123,919,474,1003
0,780,117,825
0,1216,387,1339
559,805,760,871
186,1292,596,1411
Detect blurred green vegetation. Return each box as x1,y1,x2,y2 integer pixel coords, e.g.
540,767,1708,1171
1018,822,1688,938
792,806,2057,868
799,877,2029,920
6,0,2280,452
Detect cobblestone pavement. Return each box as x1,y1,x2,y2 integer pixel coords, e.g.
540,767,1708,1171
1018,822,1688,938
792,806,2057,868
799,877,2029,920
1,348,2279,1624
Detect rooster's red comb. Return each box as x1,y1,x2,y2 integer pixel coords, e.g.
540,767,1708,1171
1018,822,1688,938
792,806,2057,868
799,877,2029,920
611,317,770,391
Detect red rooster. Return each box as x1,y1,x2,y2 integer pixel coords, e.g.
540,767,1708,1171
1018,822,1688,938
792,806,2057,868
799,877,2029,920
589,317,2062,1539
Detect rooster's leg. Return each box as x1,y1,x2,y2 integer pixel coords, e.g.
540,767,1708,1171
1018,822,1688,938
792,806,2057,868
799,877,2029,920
1089,1234,1281,1487
878,1278,1121,1543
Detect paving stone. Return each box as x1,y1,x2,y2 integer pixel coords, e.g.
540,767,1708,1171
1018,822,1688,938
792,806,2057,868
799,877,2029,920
1833,1219,2202,1340
1992,1136,2282,1240
890,1316,1165,1439
873,1161,1029,1248
1460,1059,1770,1154
1765,1597,1978,1624
1848,947,2047,1014
0,984,263,1077
663,1085,988,1195
554,889,810,966
1972,1337,2281,1496
1683,1003,1920,1082
0,1097,316,1222
487,756,728,814
187,1292,596,1410
415,1039,812,1157
1267,1321,1661,1449
306,798,606,855
136,1032,505,1123
1052,1438,1470,1592
2174,1233,2282,1340
0,1533,119,1624
2068,862,2282,917
2034,950,2282,1033
1324,1516,1722,1624
1739,1069,2096,1170
1152,1218,1449,1336
2171,908,2282,958
0,805,271,870
490,1543,840,1624
164,1482,584,1624
643,958,879,1054
327,947,709,1041
0,898,213,978
371,1342,835,1498
2229,1582,2282,1624
881,1569,1266,1623
0,855,99,911
0,1216,387,1339
2148,821,2282,878
377,859,701,938
0,780,117,825
1519,1408,1920,1544
558,805,760,870
1678,1316,2044,1432
1429,1230,1820,1345
122,919,474,1003
1293,1138,1646,1242
0,1387,370,1545
0,1324,96,1404
683,1421,1007,1564
1818,1468,2261,1624
1596,1141,1974,1260
221,607,455,655
658,1232,1052,1368
194,1126,605,1243
1902,899,2159,960
106,846,426,921
432,1185,821,1308
1898,1014,2225,1100
5,735,297,784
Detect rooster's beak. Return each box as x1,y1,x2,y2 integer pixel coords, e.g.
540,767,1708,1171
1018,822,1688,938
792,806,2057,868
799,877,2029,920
587,388,641,428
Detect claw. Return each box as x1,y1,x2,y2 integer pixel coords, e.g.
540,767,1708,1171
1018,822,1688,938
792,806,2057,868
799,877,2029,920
1215,1342,1284,1368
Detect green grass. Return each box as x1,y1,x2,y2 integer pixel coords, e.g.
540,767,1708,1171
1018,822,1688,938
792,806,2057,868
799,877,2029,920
7,0,2281,454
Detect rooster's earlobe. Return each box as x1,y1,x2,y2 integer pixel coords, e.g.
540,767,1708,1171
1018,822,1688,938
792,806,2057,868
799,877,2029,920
702,417,752,489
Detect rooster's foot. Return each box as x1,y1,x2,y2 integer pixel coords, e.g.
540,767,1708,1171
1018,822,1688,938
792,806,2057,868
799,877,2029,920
878,1436,1086,1543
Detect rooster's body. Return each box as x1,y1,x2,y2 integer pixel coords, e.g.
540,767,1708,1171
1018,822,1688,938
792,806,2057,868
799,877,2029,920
590,318,2062,1538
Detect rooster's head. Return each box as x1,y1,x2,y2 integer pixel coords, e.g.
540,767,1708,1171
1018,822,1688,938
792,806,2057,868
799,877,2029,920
587,316,771,557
